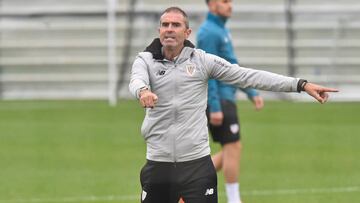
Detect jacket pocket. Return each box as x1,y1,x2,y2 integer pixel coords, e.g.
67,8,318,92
140,116,162,139
140,117,150,137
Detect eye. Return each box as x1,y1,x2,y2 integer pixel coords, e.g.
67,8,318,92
173,23,181,27
161,22,169,27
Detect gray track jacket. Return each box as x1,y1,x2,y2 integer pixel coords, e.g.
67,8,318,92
129,39,300,162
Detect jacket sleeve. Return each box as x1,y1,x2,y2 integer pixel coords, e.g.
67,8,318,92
197,29,222,112
207,79,221,112
239,88,259,100
129,54,150,99
204,53,299,92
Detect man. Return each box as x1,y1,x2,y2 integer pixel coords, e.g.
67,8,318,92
129,6,337,203
197,1,262,202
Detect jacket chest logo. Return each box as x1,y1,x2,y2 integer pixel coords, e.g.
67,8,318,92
156,69,166,76
185,64,196,76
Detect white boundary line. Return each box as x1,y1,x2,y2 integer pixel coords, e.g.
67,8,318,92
241,186,360,196
0,195,136,203
1,186,359,202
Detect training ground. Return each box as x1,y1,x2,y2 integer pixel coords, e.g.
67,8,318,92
0,100,359,203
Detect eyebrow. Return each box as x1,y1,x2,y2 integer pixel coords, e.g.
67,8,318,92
161,22,183,27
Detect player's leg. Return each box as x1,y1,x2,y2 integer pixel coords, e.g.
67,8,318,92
222,141,241,183
211,150,223,171
217,100,242,203
222,141,242,203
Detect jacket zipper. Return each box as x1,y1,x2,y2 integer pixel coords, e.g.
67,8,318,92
172,62,178,163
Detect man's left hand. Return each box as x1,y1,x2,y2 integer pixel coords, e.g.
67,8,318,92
303,83,339,104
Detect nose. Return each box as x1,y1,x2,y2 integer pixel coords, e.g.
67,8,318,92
165,24,175,32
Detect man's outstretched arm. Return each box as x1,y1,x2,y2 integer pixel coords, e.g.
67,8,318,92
203,52,339,103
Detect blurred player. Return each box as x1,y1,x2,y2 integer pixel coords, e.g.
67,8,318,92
197,1,263,202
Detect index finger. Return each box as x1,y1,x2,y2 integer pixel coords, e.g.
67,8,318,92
321,88,339,92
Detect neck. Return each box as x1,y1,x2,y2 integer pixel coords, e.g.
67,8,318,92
209,11,228,21
163,45,183,61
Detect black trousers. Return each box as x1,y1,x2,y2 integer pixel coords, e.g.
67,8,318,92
140,155,217,203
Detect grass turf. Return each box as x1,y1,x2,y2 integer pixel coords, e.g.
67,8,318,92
0,100,359,203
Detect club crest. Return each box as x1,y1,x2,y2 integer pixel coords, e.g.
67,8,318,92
186,64,196,76
230,124,239,134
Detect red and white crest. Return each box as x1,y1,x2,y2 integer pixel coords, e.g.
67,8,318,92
186,64,196,76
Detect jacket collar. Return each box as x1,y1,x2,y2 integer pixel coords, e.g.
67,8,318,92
144,38,195,60
207,12,228,28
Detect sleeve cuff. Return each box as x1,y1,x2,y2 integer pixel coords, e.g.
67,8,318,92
297,79,308,92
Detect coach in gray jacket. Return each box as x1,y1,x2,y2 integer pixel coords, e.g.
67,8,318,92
129,7,337,203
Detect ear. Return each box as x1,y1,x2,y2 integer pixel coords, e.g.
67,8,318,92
185,28,192,39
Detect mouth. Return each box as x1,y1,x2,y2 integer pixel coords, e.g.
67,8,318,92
164,36,176,41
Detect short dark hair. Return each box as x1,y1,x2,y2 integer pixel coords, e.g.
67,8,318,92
206,0,210,3
160,7,189,29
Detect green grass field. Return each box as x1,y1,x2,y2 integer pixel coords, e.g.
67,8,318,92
0,100,359,203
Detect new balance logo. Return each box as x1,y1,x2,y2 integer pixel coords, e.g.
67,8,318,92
157,70,166,76
204,188,214,196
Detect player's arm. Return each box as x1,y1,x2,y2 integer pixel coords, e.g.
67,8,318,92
208,79,223,126
239,88,264,110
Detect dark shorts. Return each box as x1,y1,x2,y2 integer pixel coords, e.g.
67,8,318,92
206,100,241,145
140,155,217,203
